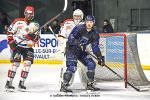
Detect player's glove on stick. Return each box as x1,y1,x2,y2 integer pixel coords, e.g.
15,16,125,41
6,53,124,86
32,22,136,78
97,56,105,66
7,36,18,51
24,34,40,42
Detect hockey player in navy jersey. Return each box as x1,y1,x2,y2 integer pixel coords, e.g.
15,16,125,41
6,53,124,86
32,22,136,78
60,15,105,92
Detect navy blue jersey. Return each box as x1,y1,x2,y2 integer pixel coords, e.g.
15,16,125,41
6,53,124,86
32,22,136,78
67,24,102,57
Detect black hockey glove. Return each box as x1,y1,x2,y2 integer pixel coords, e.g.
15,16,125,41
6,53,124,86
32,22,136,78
97,56,105,66
7,36,19,51
78,43,85,51
24,34,40,42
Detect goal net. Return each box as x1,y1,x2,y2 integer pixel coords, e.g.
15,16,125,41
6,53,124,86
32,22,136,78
78,33,150,91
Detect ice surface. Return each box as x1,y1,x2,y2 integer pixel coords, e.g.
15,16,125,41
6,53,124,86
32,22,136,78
0,64,150,100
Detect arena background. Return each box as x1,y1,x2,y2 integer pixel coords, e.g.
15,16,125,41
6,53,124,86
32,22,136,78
1,0,150,32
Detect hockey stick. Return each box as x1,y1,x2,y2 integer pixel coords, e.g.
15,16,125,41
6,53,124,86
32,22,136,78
86,51,123,79
17,0,68,45
49,26,57,38
86,51,141,91
48,25,65,54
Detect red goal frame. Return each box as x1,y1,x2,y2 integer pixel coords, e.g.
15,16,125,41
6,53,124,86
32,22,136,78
99,33,127,88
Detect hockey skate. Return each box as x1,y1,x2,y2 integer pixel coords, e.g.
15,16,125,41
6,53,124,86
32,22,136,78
60,82,72,93
18,80,26,90
86,81,100,91
5,81,15,91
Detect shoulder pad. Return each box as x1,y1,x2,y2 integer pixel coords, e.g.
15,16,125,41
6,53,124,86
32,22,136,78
63,18,74,24
63,18,73,23
12,18,27,24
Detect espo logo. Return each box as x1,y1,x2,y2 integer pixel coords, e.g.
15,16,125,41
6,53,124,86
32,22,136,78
35,38,58,47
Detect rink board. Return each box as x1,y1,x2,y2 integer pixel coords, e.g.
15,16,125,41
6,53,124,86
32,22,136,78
0,33,150,70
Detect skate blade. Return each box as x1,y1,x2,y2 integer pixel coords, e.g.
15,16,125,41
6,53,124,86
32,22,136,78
18,88,26,92
86,90,100,94
60,90,73,93
58,91,73,96
5,88,15,92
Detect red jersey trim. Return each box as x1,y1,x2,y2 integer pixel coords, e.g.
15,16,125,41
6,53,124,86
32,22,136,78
61,18,73,26
12,18,28,24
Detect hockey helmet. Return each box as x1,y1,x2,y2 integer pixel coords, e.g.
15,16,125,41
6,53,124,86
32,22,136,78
73,9,84,25
24,6,34,20
85,15,95,23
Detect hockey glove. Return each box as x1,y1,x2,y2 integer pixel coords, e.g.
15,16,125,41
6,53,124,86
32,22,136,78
97,56,105,66
7,36,18,51
24,34,40,42
78,44,84,51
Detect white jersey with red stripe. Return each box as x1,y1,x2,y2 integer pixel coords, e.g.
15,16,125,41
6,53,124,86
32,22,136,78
7,18,40,48
59,19,75,39
59,18,84,39
57,18,84,53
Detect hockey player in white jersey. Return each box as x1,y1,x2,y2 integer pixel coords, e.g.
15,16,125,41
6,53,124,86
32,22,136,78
57,9,84,86
58,9,84,51
5,6,40,91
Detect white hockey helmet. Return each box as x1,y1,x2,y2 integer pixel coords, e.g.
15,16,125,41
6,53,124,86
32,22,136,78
73,9,84,25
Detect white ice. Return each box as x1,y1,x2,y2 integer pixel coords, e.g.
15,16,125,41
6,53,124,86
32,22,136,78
0,64,150,100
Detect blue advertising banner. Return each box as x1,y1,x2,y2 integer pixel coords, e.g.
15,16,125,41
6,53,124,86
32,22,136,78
105,36,124,63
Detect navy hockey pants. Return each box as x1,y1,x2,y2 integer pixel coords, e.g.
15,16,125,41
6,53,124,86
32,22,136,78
66,50,96,73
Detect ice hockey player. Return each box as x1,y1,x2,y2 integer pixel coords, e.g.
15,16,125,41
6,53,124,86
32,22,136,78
5,6,40,91
60,15,105,92
57,9,84,53
57,9,84,86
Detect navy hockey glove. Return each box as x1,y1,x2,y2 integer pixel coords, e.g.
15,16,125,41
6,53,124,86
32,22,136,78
97,56,105,66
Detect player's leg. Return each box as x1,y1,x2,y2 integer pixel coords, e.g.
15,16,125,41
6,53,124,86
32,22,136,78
59,54,75,86
79,53,100,91
78,61,88,87
19,48,34,90
5,51,21,90
60,51,77,92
